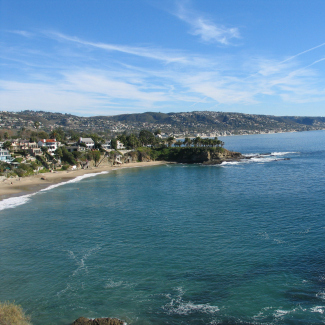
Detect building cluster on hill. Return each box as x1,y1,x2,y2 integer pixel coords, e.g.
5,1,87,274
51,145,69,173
1,110,325,138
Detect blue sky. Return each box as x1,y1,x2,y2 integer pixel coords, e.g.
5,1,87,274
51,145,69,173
1,0,325,117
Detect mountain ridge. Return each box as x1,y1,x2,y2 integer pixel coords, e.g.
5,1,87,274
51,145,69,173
1,110,325,136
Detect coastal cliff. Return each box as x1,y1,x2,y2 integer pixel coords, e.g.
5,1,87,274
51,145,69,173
167,147,243,164
125,147,243,164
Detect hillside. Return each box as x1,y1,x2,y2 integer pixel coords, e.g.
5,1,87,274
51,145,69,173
1,110,325,137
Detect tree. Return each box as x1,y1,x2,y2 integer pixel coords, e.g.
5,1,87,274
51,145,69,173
2,140,12,150
154,129,161,136
37,131,49,139
139,130,155,147
54,147,63,159
50,127,65,142
175,140,183,147
167,136,175,147
193,137,202,147
184,137,191,147
61,147,77,165
4,132,9,140
92,150,101,166
34,121,40,129
110,139,117,150
117,134,127,146
126,134,140,149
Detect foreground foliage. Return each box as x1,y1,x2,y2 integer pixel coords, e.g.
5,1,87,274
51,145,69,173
0,302,31,325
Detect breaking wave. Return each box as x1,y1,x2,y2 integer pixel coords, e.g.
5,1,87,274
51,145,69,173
221,151,296,166
0,171,109,211
162,287,219,316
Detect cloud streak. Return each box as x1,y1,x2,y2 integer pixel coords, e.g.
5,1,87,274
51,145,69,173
48,32,192,65
174,2,240,44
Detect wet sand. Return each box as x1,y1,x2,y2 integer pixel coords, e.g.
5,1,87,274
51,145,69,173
0,161,166,201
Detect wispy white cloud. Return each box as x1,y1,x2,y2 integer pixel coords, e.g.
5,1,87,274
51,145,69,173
7,30,34,37
1,27,325,115
47,31,192,65
174,2,240,45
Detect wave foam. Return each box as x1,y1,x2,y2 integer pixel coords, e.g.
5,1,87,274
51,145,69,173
271,151,298,156
162,287,219,316
0,171,109,211
69,245,101,276
316,291,325,300
221,161,241,166
311,306,325,314
0,193,33,211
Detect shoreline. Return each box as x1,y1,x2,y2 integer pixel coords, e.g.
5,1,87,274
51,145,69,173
0,161,166,201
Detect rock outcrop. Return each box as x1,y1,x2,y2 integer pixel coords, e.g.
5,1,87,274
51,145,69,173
72,317,124,325
202,148,243,165
162,147,243,164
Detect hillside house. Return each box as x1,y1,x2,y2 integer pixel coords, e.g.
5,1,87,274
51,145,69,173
79,137,95,150
102,140,125,151
38,139,61,154
0,148,14,163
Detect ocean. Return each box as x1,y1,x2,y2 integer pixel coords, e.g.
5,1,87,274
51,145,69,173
1,130,325,325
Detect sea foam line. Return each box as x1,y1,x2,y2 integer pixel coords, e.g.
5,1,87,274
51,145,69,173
0,171,109,211
162,287,219,316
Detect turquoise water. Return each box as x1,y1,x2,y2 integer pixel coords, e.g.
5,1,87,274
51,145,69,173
1,130,325,325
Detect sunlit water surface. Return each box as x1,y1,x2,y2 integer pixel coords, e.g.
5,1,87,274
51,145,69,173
1,130,325,325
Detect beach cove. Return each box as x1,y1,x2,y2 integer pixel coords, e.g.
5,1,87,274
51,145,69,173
0,161,167,201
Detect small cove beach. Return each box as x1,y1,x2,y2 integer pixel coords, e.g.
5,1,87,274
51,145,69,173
0,161,166,201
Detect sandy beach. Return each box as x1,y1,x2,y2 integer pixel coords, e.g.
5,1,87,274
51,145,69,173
0,161,166,201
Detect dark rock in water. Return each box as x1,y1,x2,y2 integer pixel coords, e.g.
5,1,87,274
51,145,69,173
72,317,124,325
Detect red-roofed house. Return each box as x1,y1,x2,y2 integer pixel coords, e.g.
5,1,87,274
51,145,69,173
38,139,61,154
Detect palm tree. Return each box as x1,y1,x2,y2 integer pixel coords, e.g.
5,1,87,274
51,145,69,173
184,137,191,147
193,137,201,147
167,136,175,147
175,140,183,147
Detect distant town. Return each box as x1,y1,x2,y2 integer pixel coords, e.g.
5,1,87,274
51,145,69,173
1,110,325,139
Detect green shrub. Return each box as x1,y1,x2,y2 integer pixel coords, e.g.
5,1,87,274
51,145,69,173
15,168,26,177
0,301,31,325
38,168,49,173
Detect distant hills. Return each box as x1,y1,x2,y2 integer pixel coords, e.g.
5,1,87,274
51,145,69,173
1,110,325,137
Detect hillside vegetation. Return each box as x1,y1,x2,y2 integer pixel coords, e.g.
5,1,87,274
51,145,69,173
0,302,31,325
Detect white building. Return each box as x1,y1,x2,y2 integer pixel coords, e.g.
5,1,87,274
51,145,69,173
102,140,125,151
0,149,14,162
38,139,61,154
79,137,95,150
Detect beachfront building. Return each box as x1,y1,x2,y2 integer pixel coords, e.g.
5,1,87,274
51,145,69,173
0,148,14,163
79,137,95,150
38,139,61,154
102,140,125,151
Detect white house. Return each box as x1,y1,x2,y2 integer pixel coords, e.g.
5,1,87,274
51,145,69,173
102,140,125,151
38,139,61,154
0,148,14,163
79,137,95,150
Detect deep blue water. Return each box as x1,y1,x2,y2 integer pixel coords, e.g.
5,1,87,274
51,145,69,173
1,130,325,325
